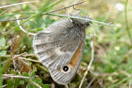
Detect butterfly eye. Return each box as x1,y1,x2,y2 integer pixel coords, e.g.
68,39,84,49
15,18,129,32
63,66,69,72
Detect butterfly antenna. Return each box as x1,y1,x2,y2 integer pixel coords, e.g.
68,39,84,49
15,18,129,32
73,5,81,12
16,15,35,36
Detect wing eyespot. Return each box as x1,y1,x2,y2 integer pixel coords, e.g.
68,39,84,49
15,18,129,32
59,65,72,73
63,66,69,72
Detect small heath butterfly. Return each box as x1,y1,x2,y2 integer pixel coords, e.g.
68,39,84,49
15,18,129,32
33,14,91,85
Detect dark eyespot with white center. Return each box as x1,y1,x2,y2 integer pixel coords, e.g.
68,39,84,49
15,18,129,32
63,66,69,72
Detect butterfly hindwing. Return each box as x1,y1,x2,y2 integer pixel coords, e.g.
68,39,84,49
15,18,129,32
49,30,86,85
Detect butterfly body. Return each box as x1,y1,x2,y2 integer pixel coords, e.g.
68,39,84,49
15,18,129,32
33,15,91,85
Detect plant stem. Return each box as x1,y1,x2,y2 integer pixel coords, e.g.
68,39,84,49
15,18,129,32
35,64,49,73
45,13,115,26
125,0,132,44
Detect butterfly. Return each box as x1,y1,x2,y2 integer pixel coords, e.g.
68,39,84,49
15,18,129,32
33,14,91,85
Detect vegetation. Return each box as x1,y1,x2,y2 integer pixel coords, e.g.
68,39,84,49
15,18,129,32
0,0,132,88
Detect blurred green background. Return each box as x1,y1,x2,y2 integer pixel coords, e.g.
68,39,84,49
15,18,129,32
0,0,132,88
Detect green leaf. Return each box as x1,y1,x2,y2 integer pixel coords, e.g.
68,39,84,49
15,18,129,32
14,78,21,87
22,72,29,77
37,28,43,31
44,16,50,27
0,37,6,48
44,16,55,28
22,72,29,82
3,45,9,49
10,70,14,74
30,71,36,79
34,78,42,84
43,84,50,88
7,79,14,88
14,26,20,31
0,50,6,57
19,80,24,85
14,71,19,75
35,15,43,28
29,21,37,29
2,58,10,74
26,83,34,88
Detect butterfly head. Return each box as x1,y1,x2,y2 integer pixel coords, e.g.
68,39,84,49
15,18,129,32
70,13,92,27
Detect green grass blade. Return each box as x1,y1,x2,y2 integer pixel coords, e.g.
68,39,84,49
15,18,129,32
125,0,132,44
0,0,62,39
108,77,130,88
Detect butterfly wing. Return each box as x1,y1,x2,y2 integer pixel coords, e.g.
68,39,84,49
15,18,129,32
33,19,86,84
49,32,86,85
